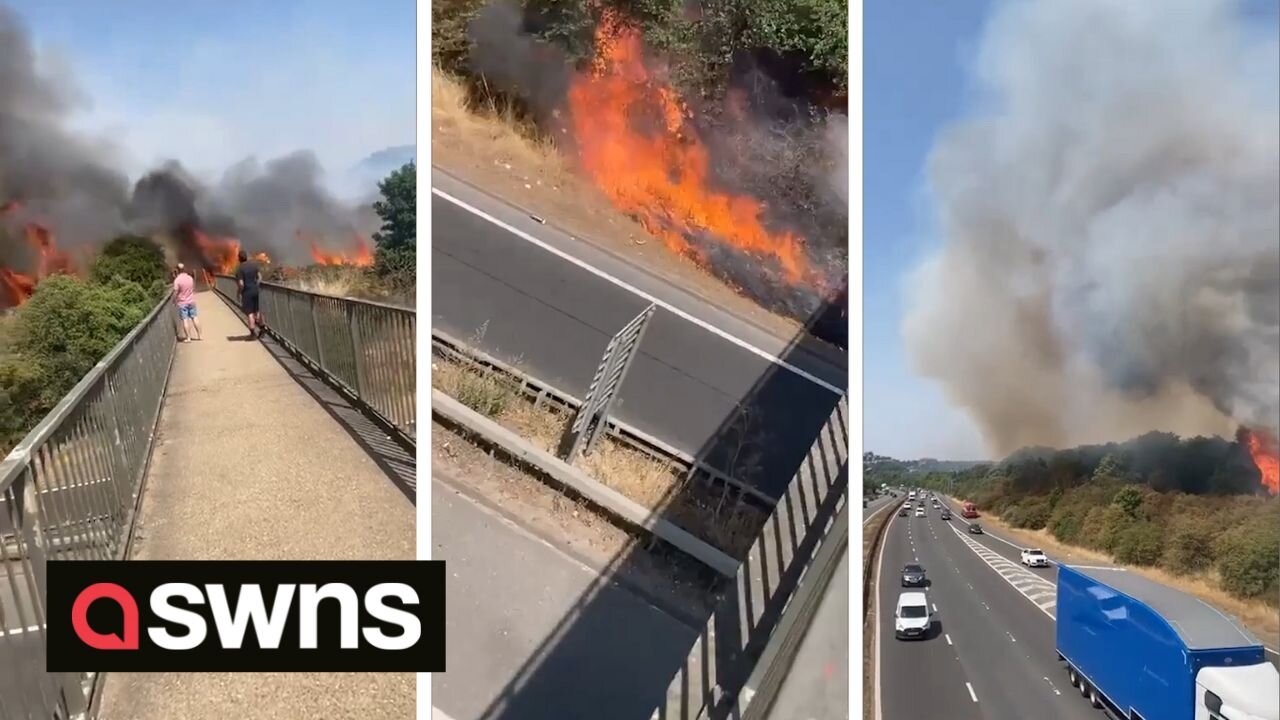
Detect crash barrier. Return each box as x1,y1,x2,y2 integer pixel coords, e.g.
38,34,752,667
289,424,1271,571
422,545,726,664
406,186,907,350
213,276,416,442
0,292,178,719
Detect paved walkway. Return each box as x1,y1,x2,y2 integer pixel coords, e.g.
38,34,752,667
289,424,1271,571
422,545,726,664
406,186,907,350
98,290,416,720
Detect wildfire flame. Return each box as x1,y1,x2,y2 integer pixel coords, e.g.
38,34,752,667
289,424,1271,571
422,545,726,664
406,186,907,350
0,215,76,309
1242,428,1279,497
303,231,373,267
190,227,241,275
566,11,821,290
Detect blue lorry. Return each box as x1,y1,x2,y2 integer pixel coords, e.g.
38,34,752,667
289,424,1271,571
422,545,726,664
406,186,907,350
1056,564,1278,720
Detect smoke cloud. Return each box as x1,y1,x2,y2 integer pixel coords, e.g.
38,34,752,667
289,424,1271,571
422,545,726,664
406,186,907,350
904,0,1280,456
0,5,373,275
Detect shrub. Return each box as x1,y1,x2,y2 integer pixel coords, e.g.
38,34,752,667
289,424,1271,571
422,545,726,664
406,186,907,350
1162,516,1218,575
1215,520,1280,600
1048,503,1085,544
91,235,167,292
1096,505,1134,554
1113,521,1165,566
1007,499,1052,530
0,356,51,453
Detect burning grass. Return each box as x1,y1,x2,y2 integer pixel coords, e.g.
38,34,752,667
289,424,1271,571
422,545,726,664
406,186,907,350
431,354,764,558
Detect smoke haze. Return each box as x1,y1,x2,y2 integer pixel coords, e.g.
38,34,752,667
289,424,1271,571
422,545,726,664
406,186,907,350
0,5,375,273
904,0,1280,456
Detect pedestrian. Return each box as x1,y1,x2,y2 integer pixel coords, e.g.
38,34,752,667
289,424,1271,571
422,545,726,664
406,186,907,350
173,263,202,342
235,249,263,338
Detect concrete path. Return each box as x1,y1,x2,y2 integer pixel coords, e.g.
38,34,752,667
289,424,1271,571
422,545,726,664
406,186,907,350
98,290,416,720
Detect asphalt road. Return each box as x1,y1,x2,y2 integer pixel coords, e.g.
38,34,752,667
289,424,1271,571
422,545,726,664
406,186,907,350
431,171,846,498
876,502,1101,720
432,475,701,720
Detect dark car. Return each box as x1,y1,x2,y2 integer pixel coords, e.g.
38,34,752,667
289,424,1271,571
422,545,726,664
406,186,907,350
940,509,952,520
898,507,909,517
968,523,983,534
901,563,927,587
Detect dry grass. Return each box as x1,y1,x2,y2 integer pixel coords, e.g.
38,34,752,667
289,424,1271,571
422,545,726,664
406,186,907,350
973,504,1280,648
431,354,764,557
432,67,573,192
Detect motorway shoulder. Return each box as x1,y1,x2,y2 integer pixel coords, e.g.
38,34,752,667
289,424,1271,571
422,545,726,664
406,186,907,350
431,179,845,495
431,168,847,385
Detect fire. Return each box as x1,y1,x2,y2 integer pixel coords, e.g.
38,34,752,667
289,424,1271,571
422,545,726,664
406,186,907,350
0,218,76,308
1242,429,1279,497
303,231,373,267
565,11,820,289
252,252,272,264
190,227,241,275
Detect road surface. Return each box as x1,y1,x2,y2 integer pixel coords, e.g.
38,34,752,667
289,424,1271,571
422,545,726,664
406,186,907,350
763,545,849,720
432,473,702,720
431,171,846,498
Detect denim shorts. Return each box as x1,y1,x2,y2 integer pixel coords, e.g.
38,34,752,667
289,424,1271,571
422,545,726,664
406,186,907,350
178,303,198,320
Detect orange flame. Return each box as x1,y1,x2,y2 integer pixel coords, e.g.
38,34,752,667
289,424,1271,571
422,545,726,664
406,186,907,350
0,267,36,308
191,228,241,274
566,11,819,288
1243,429,1279,497
0,220,76,308
303,231,373,267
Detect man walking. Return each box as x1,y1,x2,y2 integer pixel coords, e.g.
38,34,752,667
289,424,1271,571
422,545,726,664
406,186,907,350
173,263,202,342
236,250,263,338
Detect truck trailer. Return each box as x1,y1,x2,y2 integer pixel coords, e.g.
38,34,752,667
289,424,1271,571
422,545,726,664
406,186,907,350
1056,564,1278,720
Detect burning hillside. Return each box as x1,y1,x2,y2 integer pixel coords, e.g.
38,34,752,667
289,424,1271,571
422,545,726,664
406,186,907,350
1241,428,1279,497
0,6,379,309
465,2,848,324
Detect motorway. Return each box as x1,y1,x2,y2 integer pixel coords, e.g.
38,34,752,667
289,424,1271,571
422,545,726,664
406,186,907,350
431,170,846,498
874,495,1279,719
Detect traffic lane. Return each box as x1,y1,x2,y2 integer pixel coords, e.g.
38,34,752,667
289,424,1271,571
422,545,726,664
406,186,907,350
863,494,898,522
878,510,983,720
433,200,842,496
938,498,1280,670
766,547,849,720
432,479,700,720
917,513,1098,720
430,170,849,379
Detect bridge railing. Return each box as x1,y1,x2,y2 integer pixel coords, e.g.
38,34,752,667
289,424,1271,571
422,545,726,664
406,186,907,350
0,291,178,719
212,276,416,441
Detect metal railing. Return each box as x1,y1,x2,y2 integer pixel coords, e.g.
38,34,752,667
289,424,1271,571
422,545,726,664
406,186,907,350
0,292,178,720
212,277,416,441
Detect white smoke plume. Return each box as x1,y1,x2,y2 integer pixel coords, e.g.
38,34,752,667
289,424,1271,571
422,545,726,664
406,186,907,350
903,0,1280,457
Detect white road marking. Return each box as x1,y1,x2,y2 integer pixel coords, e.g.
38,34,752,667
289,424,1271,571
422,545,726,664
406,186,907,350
966,682,979,703
1007,632,1017,643
932,603,938,612
950,523,1057,619
945,633,953,645
0,624,43,637
1043,677,1062,696
432,187,844,396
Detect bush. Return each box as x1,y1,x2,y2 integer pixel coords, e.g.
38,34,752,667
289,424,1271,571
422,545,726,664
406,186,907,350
1048,503,1085,544
1006,499,1052,530
91,235,167,292
1162,516,1218,575
1113,521,1165,566
1095,505,1134,554
12,275,152,403
1215,520,1280,600
0,356,51,452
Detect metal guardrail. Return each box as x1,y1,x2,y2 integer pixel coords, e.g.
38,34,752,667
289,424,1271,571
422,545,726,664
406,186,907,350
212,276,416,441
0,291,178,720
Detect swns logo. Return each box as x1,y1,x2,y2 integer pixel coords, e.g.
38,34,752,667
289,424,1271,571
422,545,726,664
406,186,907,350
47,561,445,672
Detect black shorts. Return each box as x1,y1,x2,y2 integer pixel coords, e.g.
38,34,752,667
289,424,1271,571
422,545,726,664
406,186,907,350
241,291,260,315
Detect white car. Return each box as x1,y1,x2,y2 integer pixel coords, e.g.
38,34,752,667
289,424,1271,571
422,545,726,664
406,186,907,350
894,591,932,640
1021,549,1050,568
914,507,926,517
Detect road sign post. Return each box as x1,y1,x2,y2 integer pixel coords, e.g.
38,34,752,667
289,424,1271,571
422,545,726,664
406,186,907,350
562,303,655,464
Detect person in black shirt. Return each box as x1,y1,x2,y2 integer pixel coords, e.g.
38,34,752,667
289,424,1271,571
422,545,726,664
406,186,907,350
235,250,263,338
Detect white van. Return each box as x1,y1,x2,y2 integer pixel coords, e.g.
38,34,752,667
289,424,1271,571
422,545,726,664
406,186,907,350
894,591,932,640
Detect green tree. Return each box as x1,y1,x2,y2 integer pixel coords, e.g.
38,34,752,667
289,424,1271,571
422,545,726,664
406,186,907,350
91,235,167,293
372,162,416,283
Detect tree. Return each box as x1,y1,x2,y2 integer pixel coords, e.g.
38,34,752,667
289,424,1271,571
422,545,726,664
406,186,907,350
91,235,167,293
372,162,416,281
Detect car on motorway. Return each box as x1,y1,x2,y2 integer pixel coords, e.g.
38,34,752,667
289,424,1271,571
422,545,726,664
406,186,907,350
1021,549,1050,567
897,507,909,517
894,591,932,640
968,523,983,534
914,507,925,518
901,563,927,587
939,509,951,520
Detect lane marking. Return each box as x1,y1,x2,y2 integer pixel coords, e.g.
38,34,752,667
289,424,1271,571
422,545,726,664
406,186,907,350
966,682,979,703
433,187,844,396
1007,632,1017,643
1043,677,1062,696
874,503,901,720
0,624,43,637
945,633,953,645
949,523,1057,619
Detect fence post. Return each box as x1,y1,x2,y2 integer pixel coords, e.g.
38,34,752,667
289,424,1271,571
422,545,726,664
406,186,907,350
348,303,368,399
310,293,327,374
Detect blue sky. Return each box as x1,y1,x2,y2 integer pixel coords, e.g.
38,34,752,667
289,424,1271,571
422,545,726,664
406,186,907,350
864,0,992,461
6,0,414,196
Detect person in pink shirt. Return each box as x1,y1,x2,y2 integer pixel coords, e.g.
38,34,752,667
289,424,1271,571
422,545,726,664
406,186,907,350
173,263,202,342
